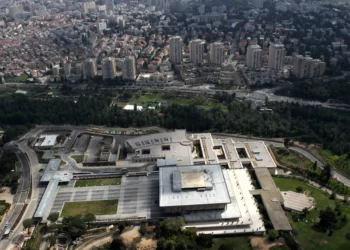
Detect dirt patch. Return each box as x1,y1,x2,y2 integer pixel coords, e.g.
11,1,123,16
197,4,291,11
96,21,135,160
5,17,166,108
120,226,141,243
0,187,14,204
250,236,285,250
136,238,156,250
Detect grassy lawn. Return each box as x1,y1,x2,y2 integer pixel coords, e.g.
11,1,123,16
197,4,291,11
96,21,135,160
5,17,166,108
209,235,251,250
273,177,350,250
74,177,122,187
71,155,85,163
272,147,313,169
6,74,29,82
60,199,118,217
119,91,228,111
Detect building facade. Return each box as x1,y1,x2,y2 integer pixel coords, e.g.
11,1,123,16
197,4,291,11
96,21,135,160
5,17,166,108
189,39,205,65
169,36,183,65
123,56,136,80
210,42,225,65
268,43,285,70
246,45,262,69
102,57,116,79
83,58,97,78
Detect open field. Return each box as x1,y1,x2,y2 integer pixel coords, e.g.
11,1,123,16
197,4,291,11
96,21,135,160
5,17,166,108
74,178,122,187
71,155,85,163
118,90,228,111
273,177,350,250
6,74,29,82
272,147,313,169
209,235,251,250
60,199,118,217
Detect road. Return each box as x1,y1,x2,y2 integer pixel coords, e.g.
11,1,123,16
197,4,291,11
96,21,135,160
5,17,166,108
0,146,30,247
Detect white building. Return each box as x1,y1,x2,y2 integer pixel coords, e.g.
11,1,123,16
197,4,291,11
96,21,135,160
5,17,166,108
52,65,60,76
210,42,225,65
136,72,174,85
169,36,183,65
98,22,107,33
102,57,116,79
123,56,136,80
246,45,262,69
268,43,285,70
189,39,205,65
82,1,96,14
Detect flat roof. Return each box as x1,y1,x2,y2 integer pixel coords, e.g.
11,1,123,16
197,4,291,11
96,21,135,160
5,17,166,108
39,134,58,147
40,159,61,183
123,104,143,111
34,179,59,218
254,168,277,190
260,189,292,231
282,191,314,212
159,165,231,207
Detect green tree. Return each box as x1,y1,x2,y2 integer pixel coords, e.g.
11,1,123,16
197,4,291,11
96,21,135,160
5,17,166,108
47,212,59,223
157,238,166,250
48,235,56,247
61,215,87,238
296,186,303,193
118,222,126,233
320,164,331,184
109,237,126,250
84,213,96,228
345,232,350,243
196,234,213,247
268,229,278,241
139,223,147,236
23,219,32,232
319,206,337,230
175,240,187,250
219,244,232,250
284,138,293,149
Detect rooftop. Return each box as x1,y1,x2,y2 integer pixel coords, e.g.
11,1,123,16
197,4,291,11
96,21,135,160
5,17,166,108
282,191,314,212
40,159,61,183
159,165,231,208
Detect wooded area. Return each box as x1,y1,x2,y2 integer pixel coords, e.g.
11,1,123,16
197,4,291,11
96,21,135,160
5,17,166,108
1,94,350,155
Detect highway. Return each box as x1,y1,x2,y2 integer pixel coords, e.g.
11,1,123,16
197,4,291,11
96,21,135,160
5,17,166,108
0,145,30,247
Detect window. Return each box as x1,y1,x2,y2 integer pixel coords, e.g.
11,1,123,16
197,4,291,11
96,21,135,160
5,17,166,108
142,149,150,155
162,145,170,151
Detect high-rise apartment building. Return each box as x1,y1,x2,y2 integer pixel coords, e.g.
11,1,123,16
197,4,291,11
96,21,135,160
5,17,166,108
9,4,24,19
52,65,60,76
210,42,225,65
268,43,285,70
82,1,96,14
102,57,116,79
64,62,71,77
252,0,264,9
123,56,136,80
189,39,205,65
292,55,326,79
246,45,262,69
169,36,183,64
83,58,97,78
106,0,114,14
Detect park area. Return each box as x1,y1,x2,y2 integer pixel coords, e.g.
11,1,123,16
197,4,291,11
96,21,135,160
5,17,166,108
60,199,118,217
71,155,85,163
74,177,122,187
271,147,313,169
273,177,350,250
6,73,29,82
116,90,228,111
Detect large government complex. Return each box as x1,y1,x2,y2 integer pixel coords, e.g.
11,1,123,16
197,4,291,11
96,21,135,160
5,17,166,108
31,129,292,235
